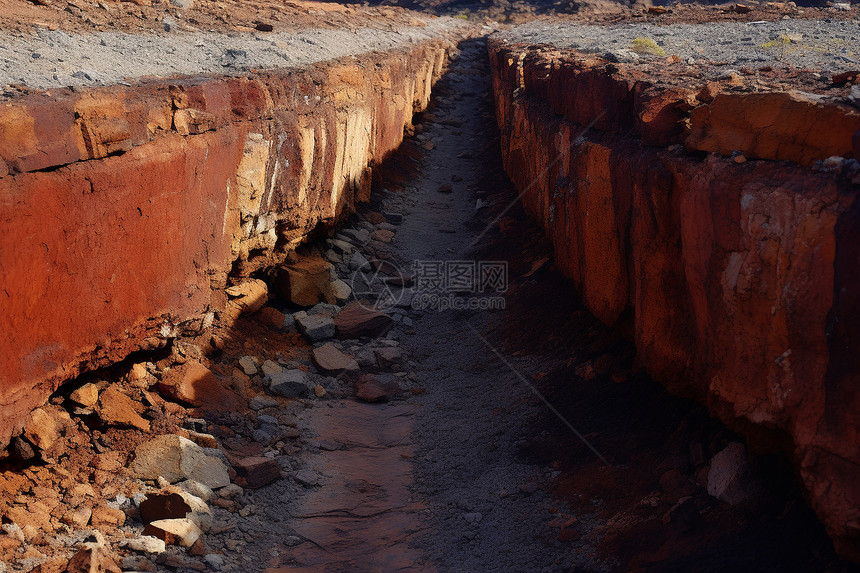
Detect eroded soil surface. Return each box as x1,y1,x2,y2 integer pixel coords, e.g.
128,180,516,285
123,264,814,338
0,20,464,90
0,2,859,571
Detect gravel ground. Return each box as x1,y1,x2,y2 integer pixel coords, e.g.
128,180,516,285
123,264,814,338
0,18,466,90
383,39,607,571
496,18,860,71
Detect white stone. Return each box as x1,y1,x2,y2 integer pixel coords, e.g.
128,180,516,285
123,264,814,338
177,480,215,502
130,435,230,489
122,535,166,554
146,518,201,548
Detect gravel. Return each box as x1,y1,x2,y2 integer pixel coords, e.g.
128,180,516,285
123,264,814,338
385,38,607,571
496,19,860,72
0,18,466,90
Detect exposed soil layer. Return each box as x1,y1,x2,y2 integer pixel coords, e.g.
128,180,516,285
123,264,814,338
0,26,463,453
489,29,860,561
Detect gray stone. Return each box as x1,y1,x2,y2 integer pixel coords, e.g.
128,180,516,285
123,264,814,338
328,279,352,305
312,343,360,375
296,314,335,341
219,484,243,499
355,348,377,367
308,303,340,316
294,469,320,487
257,414,279,426
284,313,296,330
340,228,370,246
177,480,215,502
122,555,154,571
248,395,279,411
374,346,403,368
253,429,275,444
204,553,225,570
238,356,258,376
707,442,757,505
328,238,355,255
348,250,370,271
267,370,315,398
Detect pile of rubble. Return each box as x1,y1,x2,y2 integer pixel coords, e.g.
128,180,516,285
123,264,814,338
0,194,422,572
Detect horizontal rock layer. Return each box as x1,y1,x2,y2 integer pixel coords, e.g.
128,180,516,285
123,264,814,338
0,38,452,446
489,39,860,561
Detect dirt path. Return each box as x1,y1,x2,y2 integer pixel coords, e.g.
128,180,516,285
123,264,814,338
255,38,604,572
387,41,603,572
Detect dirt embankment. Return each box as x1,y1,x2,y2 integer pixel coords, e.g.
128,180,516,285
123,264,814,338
489,26,860,561
0,19,470,451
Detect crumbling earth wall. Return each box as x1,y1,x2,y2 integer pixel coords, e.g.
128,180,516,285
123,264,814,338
489,39,860,561
0,39,451,450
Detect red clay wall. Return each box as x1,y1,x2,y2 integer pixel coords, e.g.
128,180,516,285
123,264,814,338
489,40,860,561
0,40,451,449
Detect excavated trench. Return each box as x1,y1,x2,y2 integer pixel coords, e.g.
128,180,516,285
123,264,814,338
0,9,859,573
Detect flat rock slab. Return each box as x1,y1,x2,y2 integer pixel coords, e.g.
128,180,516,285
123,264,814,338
275,401,426,571
334,303,393,339
312,343,360,375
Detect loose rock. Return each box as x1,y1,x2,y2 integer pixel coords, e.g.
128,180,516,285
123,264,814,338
267,370,316,398
707,442,757,505
296,313,336,341
69,383,100,408
234,457,281,489
97,387,150,431
130,435,230,488
143,518,202,548
22,407,64,451
276,256,333,306
159,360,243,411
122,535,166,555
334,302,393,338
312,343,360,375
373,346,403,368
